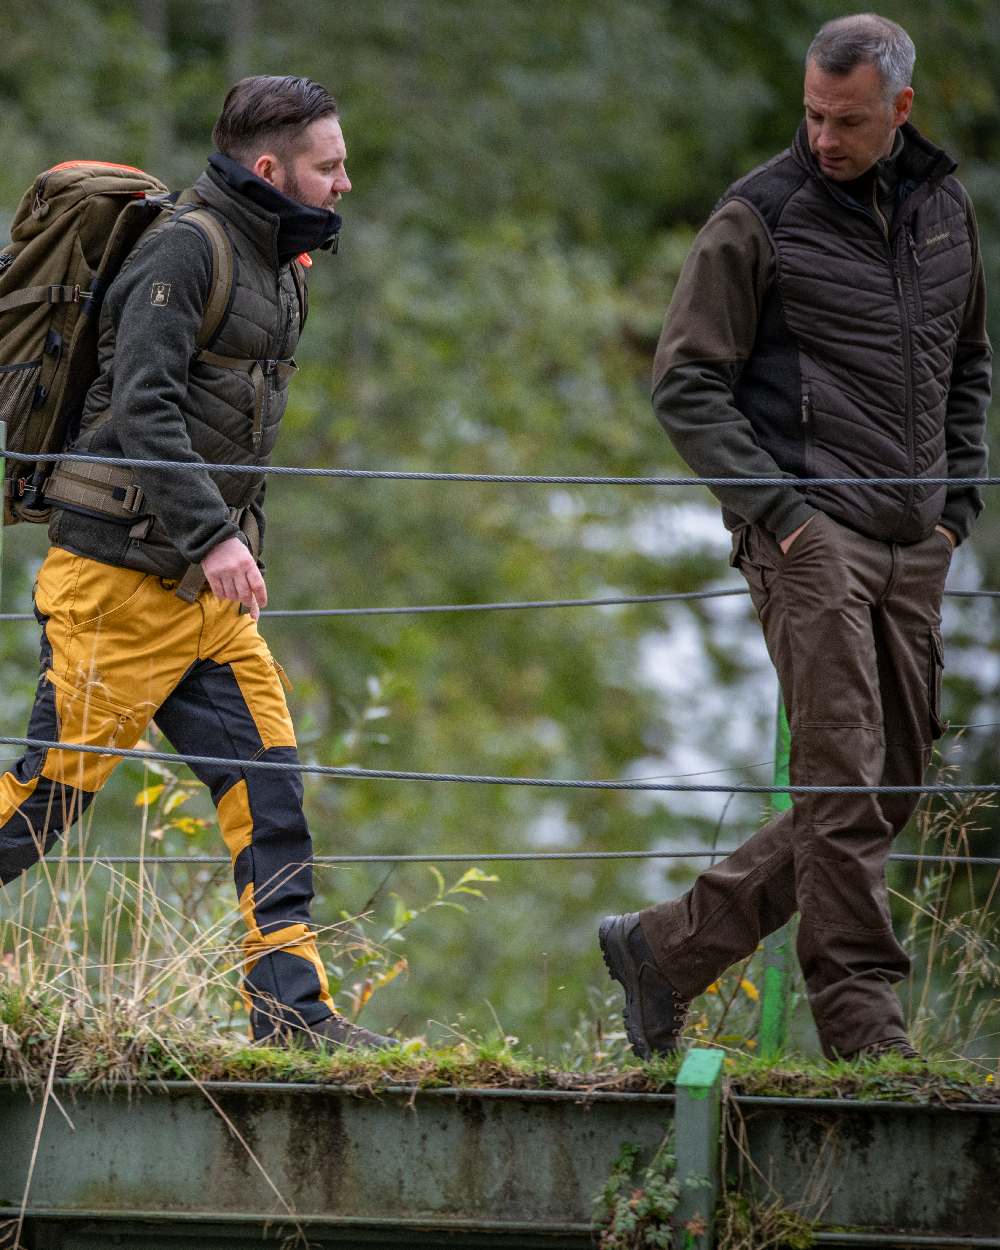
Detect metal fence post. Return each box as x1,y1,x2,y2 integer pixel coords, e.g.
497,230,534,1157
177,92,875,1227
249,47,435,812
758,693,793,1059
673,1046,724,1249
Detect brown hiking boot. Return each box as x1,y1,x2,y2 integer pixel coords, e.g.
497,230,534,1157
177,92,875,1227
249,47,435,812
293,1012,396,1052
599,912,690,1059
846,1035,923,1062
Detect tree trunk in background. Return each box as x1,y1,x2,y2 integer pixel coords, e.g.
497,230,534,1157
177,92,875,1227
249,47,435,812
227,0,257,84
140,0,174,177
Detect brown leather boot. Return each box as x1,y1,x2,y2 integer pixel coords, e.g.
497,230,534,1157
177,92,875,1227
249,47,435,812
599,913,691,1059
289,1012,396,1052
845,1035,923,1061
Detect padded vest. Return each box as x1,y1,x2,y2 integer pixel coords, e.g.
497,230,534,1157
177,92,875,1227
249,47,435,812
725,122,973,543
53,167,304,576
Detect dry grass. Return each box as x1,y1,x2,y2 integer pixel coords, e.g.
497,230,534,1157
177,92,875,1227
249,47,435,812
0,742,995,1100
900,772,1000,1063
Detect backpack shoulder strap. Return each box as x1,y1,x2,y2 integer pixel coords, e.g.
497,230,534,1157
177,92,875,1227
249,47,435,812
172,206,236,350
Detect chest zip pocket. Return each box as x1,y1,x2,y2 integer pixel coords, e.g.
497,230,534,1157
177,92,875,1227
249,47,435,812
249,358,298,451
248,359,271,452
800,385,814,473
905,230,925,324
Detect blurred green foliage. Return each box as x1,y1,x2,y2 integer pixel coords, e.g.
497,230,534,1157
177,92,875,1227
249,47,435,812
0,0,997,1054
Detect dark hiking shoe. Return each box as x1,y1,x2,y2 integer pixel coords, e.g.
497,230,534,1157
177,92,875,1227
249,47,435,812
294,1012,395,1052
848,1035,923,1062
599,912,690,1059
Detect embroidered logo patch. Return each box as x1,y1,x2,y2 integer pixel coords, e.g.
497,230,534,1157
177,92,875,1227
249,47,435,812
924,231,950,248
150,281,172,307
0,253,14,274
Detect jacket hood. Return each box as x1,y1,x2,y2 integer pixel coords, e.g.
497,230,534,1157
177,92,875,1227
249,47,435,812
196,153,341,265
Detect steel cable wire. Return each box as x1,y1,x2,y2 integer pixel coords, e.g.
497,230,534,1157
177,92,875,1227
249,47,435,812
4,460,998,871
17,448,1000,487
2,734,1000,796
0,586,997,625
77,851,1000,867
0,587,746,623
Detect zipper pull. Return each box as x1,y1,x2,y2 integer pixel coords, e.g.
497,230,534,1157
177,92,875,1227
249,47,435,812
906,228,921,267
800,390,811,425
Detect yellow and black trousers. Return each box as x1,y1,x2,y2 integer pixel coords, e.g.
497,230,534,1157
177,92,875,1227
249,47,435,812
0,546,335,1041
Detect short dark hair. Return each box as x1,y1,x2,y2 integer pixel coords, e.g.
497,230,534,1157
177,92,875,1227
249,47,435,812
212,75,339,165
807,14,915,101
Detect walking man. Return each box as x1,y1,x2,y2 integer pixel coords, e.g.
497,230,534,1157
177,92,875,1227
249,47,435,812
1,76,393,1049
600,15,991,1059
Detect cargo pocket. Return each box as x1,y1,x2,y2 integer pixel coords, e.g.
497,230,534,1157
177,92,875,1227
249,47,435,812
928,627,945,739
231,653,297,750
0,360,42,433
269,656,293,693
42,668,133,791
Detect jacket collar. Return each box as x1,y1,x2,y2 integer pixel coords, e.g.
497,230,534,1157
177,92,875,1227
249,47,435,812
792,119,956,194
191,153,341,268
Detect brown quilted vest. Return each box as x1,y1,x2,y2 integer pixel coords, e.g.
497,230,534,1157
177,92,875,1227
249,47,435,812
724,122,973,543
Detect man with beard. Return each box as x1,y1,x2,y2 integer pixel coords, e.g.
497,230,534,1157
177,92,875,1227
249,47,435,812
1,76,393,1050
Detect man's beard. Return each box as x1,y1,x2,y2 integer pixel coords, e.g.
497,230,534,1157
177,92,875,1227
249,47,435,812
282,171,331,211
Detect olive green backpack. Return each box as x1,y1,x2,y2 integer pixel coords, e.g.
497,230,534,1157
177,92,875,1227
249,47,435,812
0,161,236,524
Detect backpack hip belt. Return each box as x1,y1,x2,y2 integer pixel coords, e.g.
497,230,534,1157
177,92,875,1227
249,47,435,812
42,457,145,521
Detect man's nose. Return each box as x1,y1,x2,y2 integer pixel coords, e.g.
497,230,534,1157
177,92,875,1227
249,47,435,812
336,172,352,194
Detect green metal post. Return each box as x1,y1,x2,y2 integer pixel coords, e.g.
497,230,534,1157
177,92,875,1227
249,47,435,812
758,694,793,1059
673,1046,724,1250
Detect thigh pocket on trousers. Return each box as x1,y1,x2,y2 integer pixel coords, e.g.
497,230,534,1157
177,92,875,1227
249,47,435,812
231,654,297,751
41,668,134,791
805,842,893,935
928,627,945,739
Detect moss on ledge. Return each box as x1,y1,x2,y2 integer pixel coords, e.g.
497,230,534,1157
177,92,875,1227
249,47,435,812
0,989,995,1104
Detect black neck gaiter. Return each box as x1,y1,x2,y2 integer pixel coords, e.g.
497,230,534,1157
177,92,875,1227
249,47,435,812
207,151,341,261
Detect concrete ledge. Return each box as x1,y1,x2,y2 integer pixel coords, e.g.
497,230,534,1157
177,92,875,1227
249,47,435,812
1,1079,997,1247
730,1092,1000,1238
0,1080,673,1247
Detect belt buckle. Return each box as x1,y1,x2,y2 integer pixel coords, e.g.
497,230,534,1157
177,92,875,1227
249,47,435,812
122,483,143,513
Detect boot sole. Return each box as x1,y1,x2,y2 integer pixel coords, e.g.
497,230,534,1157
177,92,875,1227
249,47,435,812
599,916,650,1060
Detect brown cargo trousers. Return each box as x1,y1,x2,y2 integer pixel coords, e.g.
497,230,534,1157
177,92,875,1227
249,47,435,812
639,511,952,1056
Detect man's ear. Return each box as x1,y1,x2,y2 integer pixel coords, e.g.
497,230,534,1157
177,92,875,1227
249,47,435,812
252,152,281,187
893,86,914,128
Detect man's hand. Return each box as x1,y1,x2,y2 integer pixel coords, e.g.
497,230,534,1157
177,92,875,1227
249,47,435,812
202,536,267,620
935,524,957,549
779,515,817,556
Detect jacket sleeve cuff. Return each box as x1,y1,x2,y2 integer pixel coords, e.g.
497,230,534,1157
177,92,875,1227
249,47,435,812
940,497,980,547
764,498,821,542
184,517,241,565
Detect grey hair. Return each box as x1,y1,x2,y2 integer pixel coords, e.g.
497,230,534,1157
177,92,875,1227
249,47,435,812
806,14,916,100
